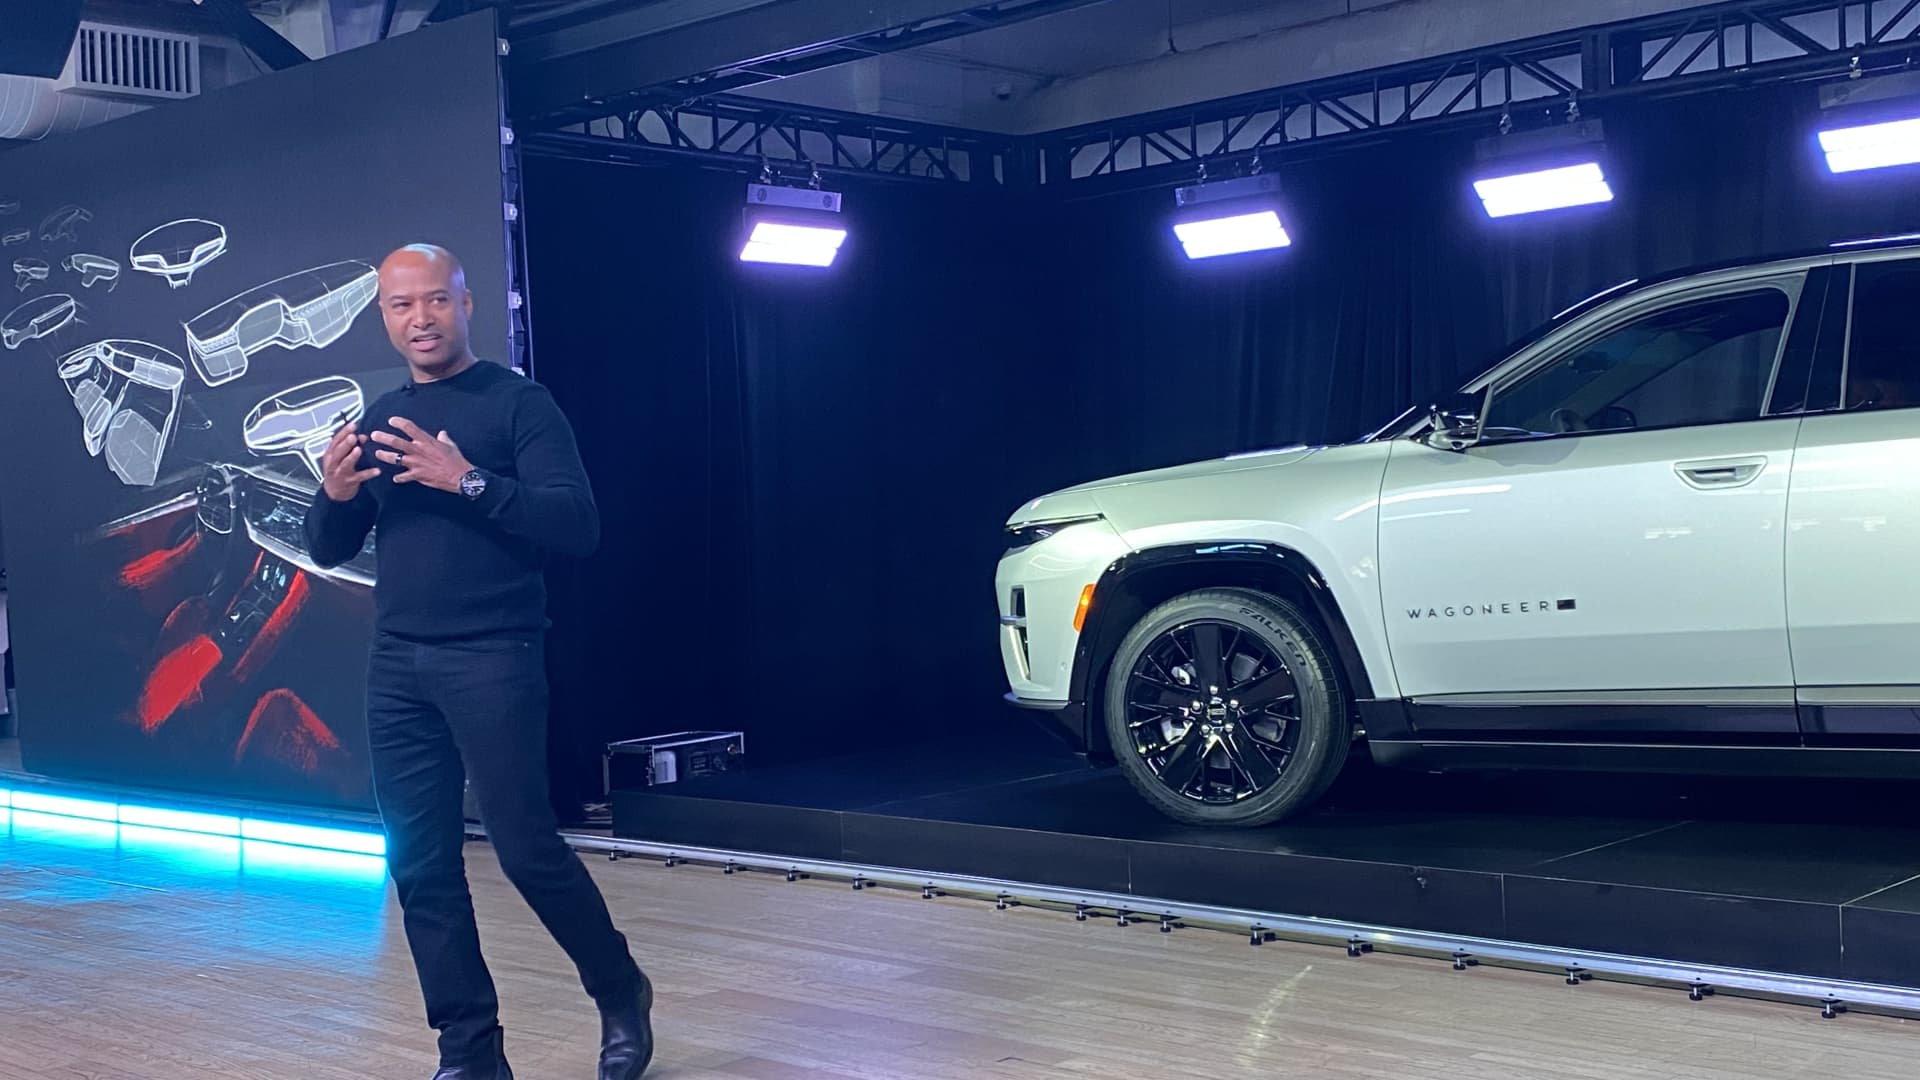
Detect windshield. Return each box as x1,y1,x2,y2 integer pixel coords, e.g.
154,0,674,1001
1356,276,1641,442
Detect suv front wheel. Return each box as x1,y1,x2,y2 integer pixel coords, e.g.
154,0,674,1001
1103,589,1350,827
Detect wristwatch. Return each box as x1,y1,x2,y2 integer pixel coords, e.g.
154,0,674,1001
459,469,487,500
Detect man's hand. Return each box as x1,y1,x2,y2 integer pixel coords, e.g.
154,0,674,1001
370,417,475,494
320,421,380,502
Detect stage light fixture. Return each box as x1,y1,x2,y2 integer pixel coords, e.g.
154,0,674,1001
1473,162,1614,218
1817,72,1920,175
1171,173,1292,260
739,182,847,268
1819,116,1920,173
1471,119,1613,219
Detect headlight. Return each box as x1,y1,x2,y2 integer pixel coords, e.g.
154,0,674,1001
1004,514,1103,556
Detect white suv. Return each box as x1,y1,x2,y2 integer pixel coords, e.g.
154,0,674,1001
997,240,1920,827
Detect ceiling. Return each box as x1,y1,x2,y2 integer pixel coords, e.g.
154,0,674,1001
23,0,1729,142
726,0,1727,134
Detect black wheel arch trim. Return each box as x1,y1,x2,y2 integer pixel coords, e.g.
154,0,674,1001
1065,541,1375,756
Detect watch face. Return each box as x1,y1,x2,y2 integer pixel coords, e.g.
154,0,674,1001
460,470,485,498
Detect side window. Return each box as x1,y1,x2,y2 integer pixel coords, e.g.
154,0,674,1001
1483,289,1792,438
1844,259,1920,411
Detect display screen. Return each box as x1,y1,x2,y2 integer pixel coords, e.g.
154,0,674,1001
0,12,510,811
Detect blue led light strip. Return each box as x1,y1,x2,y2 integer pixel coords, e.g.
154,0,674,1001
0,782,386,857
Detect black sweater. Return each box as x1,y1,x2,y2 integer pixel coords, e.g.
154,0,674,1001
303,360,598,641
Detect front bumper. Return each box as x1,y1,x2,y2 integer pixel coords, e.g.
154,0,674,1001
994,516,1130,707
1004,693,1093,754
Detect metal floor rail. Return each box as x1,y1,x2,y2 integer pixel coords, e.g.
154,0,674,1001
559,829,1920,1021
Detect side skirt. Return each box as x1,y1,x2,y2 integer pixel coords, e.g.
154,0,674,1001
1367,739,1920,780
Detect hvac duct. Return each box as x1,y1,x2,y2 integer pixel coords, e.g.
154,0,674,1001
0,74,143,140
0,23,207,141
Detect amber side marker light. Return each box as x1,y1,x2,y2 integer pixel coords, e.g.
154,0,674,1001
1074,585,1096,632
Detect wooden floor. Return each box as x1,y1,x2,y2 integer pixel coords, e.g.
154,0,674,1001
1,807,1915,1080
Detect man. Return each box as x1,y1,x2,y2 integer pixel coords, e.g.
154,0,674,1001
304,244,653,1080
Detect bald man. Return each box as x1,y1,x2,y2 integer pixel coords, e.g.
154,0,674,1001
304,245,653,1080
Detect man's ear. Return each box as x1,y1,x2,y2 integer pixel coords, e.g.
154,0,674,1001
462,288,474,318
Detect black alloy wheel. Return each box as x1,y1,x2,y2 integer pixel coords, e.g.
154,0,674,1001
1104,589,1350,827
1126,619,1300,804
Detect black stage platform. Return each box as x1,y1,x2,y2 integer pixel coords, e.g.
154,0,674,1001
611,728,1920,990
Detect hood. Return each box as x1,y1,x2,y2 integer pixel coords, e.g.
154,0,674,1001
1007,444,1320,525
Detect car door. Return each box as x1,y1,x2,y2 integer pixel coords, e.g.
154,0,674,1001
1786,253,1920,738
1375,268,1816,740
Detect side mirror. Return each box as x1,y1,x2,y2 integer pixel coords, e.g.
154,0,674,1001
1423,393,1483,452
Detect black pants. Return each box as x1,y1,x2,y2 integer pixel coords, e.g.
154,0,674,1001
367,631,643,1066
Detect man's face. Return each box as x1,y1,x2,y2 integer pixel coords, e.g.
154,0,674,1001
378,254,472,373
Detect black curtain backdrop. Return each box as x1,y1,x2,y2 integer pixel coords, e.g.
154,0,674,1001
523,161,1065,808
1049,85,1920,479
524,79,1920,811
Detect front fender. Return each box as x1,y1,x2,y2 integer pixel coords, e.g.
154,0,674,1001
1069,537,1392,712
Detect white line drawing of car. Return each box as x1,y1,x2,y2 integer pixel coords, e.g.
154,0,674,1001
91,460,378,588
0,201,19,215
56,340,185,487
2,229,28,247
242,375,365,481
14,258,49,291
2,293,77,349
65,253,120,291
183,260,379,386
191,462,377,586
40,205,91,244
129,219,227,289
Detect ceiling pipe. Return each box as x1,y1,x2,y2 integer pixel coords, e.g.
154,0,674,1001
0,75,141,141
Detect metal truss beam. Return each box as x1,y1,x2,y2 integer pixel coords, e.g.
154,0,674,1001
520,0,1920,189
424,0,496,24
525,95,1022,186
1040,0,1920,191
198,0,310,70
508,0,1113,131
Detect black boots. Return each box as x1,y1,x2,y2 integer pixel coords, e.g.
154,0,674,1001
597,976,655,1080
431,1028,513,1080
423,984,649,1080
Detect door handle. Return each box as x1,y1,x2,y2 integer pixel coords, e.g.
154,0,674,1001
1674,455,1767,489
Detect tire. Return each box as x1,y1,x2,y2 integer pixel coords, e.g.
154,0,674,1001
1103,588,1351,827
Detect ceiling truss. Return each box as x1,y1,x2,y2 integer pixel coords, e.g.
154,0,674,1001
495,0,1920,189
1042,0,1920,191
524,96,1025,185
504,0,1115,132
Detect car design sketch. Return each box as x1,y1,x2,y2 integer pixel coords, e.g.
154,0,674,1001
65,253,121,291
194,462,377,587
2,293,77,349
129,219,227,289
57,340,186,487
14,258,49,291
3,228,28,247
183,261,379,386
39,205,91,244
242,376,365,481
